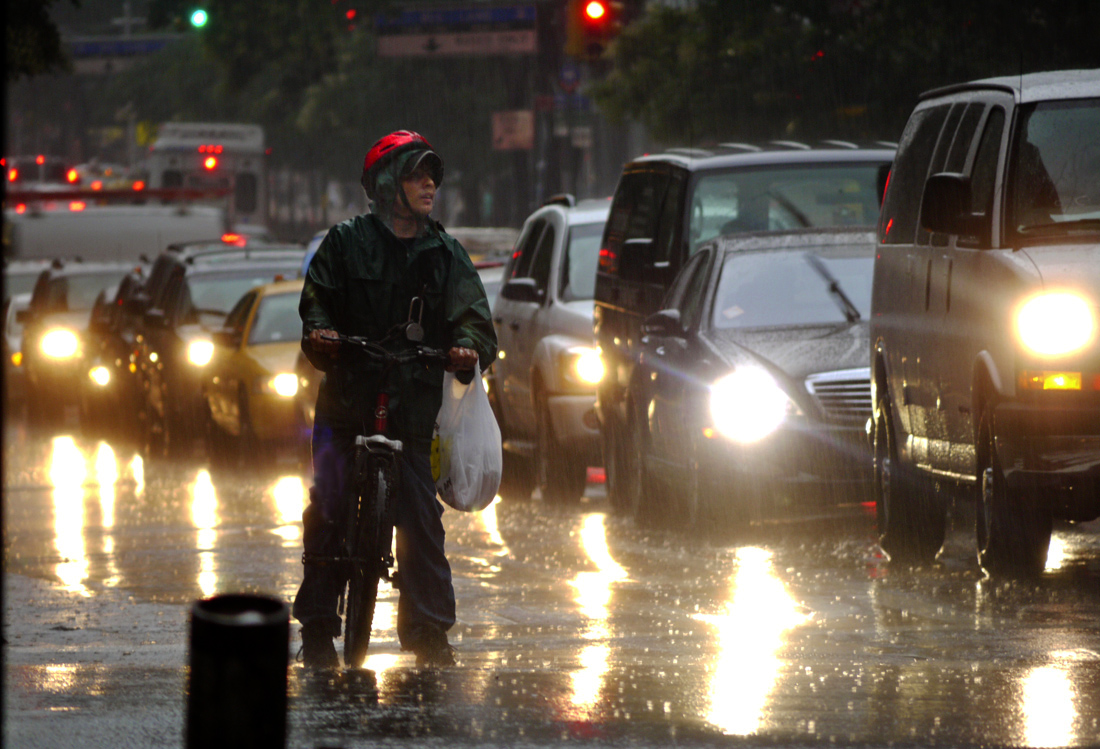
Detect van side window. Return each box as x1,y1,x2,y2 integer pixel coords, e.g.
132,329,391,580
601,171,668,275
924,102,986,246
880,104,950,244
656,171,686,266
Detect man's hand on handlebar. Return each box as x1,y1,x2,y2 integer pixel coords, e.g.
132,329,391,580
446,346,478,372
310,328,341,356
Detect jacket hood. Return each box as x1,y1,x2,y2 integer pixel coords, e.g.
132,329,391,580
369,149,436,238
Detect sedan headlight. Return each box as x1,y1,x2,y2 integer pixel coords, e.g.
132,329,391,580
187,340,215,367
259,372,299,398
709,367,798,443
1016,292,1095,357
88,365,111,387
564,346,605,385
40,328,80,359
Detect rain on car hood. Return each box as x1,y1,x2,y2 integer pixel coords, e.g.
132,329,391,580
708,322,869,382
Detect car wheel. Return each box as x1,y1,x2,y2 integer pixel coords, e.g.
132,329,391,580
628,415,661,527
873,394,946,564
536,397,586,504
976,404,1051,576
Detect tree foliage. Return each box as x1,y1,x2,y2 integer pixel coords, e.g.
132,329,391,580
590,0,1100,146
7,0,80,81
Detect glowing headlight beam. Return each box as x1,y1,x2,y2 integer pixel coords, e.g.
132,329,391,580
1016,292,1095,357
573,347,606,384
187,340,215,367
271,372,298,398
41,328,79,359
709,368,793,443
89,365,111,386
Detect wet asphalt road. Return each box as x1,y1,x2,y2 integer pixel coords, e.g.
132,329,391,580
4,419,1100,749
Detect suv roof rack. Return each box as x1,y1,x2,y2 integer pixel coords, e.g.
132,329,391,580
768,140,812,150
664,147,714,159
715,143,763,153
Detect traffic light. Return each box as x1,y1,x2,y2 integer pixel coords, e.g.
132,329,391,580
190,9,208,28
566,0,623,62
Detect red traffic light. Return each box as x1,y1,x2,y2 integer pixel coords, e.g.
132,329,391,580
584,0,607,21
203,156,218,170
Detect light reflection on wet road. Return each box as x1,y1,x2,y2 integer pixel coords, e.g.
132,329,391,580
4,423,1100,748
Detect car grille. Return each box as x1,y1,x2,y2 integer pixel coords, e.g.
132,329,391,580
805,367,872,425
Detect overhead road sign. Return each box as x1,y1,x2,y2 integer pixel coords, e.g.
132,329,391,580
376,4,536,57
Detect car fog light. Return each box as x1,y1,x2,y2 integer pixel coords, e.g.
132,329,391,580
709,368,795,443
89,365,111,387
1016,292,1095,356
41,328,79,359
187,340,215,366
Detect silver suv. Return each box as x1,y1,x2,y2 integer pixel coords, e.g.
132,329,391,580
489,195,610,503
870,69,1100,575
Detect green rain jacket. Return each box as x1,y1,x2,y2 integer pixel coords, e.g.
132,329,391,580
300,213,497,453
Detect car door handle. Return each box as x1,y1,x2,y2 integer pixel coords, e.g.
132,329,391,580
509,321,520,331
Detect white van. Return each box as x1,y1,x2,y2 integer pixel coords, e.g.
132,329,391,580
3,203,227,263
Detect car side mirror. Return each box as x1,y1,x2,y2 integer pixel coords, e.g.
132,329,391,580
643,308,685,338
921,173,988,242
500,278,543,304
212,329,240,348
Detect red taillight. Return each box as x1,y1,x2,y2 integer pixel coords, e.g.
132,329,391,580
132,180,146,191
8,168,17,182
35,154,45,165
15,203,27,214
221,233,245,246
70,201,87,212
91,180,103,190
66,168,79,183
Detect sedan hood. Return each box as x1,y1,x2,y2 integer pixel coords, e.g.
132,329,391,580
709,323,870,381
38,310,92,332
248,341,302,375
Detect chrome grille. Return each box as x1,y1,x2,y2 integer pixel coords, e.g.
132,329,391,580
805,367,872,424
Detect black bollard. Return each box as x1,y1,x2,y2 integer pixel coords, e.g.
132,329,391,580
186,593,289,749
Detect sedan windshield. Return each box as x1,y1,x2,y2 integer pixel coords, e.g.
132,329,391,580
248,292,301,345
712,249,874,329
1011,98,1100,233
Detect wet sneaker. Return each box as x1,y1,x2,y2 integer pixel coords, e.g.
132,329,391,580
299,625,339,671
413,628,457,668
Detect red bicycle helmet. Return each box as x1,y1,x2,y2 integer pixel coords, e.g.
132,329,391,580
361,130,443,198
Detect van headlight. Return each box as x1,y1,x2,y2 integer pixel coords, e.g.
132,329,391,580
260,372,298,397
41,328,80,359
1016,292,1095,357
187,339,215,367
709,368,798,443
564,346,605,385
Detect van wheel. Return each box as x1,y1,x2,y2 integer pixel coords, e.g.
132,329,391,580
976,405,1051,576
536,398,585,504
873,394,945,563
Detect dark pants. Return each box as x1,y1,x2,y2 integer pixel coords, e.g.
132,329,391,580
292,420,455,650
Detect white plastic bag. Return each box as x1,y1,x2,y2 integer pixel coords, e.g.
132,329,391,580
431,368,502,512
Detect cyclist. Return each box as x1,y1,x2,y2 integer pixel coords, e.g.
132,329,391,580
295,130,497,670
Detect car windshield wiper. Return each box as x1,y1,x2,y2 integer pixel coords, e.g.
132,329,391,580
1018,218,1100,235
804,253,861,323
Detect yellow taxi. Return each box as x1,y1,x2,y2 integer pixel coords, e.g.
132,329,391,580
202,278,306,460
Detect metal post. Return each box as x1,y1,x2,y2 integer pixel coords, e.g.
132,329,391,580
185,594,289,749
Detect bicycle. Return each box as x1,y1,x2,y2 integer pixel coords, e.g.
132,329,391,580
320,328,448,669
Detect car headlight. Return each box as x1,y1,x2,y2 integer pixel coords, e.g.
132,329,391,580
40,328,80,359
709,367,798,443
88,365,111,387
564,346,605,385
1016,292,1095,357
260,372,298,398
187,340,215,367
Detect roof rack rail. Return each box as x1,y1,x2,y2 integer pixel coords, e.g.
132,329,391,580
768,140,811,150
664,147,713,158
875,140,899,149
716,143,762,152
543,193,575,208
819,140,859,149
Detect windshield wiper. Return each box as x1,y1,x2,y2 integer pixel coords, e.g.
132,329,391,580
1018,218,1100,235
804,253,861,323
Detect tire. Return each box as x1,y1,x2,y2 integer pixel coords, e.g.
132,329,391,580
873,394,946,563
976,405,1051,576
535,398,586,504
343,450,392,669
628,415,661,527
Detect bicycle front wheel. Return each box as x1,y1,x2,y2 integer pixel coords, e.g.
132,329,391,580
343,450,392,669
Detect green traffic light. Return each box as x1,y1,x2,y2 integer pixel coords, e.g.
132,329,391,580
190,9,208,28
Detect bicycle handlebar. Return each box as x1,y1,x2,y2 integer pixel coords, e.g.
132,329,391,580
321,333,449,367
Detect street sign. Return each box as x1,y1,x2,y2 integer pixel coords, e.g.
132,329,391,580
492,110,535,150
376,4,537,58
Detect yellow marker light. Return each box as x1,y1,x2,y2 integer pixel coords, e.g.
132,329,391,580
89,365,111,387
1020,371,1082,391
11,351,22,367
187,340,215,367
1016,292,1095,357
271,373,299,398
572,347,606,384
41,328,79,359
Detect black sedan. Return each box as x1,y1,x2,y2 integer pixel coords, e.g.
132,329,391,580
623,229,876,529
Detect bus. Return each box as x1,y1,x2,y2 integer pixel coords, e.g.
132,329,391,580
145,122,268,230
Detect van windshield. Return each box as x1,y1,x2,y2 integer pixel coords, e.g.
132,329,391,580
1011,98,1100,234
689,164,885,249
